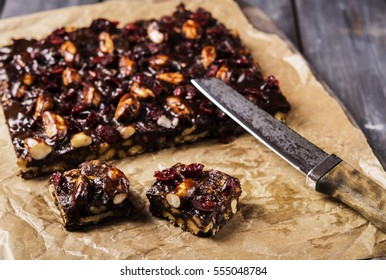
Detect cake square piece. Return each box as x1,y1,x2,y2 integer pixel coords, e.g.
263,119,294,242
0,4,290,178
146,163,242,236
49,159,133,231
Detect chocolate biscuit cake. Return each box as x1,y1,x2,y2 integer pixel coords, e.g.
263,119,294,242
146,163,242,236
0,4,290,178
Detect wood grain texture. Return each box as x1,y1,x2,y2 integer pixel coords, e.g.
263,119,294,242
316,161,386,233
0,0,99,18
294,0,386,170
237,0,300,48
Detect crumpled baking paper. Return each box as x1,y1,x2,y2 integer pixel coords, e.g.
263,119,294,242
0,0,386,260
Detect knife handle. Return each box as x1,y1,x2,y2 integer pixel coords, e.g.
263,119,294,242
315,161,386,232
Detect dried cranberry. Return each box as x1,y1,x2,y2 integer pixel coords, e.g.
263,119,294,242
51,66,65,74
180,163,204,178
50,172,63,187
265,75,279,88
216,40,236,56
47,28,66,45
154,168,178,181
191,196,216,212
91,55,116,67
235,56,250,66
160,16,175,29
50,28,66,38
85,110,100,128
124,23,140,33
191,9,213,26
132,74,155,88
71,104,87,115
146,103,163,121
96,125,121,143
173,85,198,100
206,64,219,77
221,177,239,195
199,100,216,115
90,18,119,33
58,102,73,116
148,42,167,55
186,64,205,79
66,118,82,133
219,135,236,144
206,24,226,37
243,88,266,101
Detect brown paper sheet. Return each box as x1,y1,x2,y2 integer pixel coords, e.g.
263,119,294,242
1,0,386,260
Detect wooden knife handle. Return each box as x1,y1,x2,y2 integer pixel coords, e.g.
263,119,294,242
315,161,386,232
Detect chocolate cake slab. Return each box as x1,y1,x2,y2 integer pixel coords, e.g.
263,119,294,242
0,4,290,178
146,163,242,236
49,160,133,231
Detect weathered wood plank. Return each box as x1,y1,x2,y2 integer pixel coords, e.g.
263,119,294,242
1,0,99,18
294,0,386,170
237,0,300,48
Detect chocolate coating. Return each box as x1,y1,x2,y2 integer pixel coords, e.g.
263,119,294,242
0,4,290,178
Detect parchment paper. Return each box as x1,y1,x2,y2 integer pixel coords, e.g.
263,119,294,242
1,0,386,260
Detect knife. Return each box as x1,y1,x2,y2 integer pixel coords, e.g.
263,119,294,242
191,77,386,232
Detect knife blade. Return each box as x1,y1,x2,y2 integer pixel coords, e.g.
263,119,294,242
191,77,386,232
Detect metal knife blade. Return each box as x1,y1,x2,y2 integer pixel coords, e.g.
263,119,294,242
192,77,386,232
191,77,330,176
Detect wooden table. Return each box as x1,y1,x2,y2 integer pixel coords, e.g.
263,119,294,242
1,0,386,171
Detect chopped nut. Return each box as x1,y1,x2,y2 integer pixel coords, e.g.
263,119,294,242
156,72,184,85
175,178,196,198
24,138,52,160
82,84,101,107
182,19,202,39
157,115,172,128
130,82,155,99
166,178,196,208
274,112,287,123
201,46,216,69
147,22,166,44
113,193,128,205
60,41,77,62
231,199,238,214
230,29,239,39
166,96,191,116
166,193,181,208
62,67,81,86
114,93,141,122
65,26,77,32
70,132,92,148
99,31,114,54
149,54,169,69
11,82,26,99
118,125,136,139
22,74,35,86
42,111,68,140
119,55,136,77
34,94,53,119
215,64,231,82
